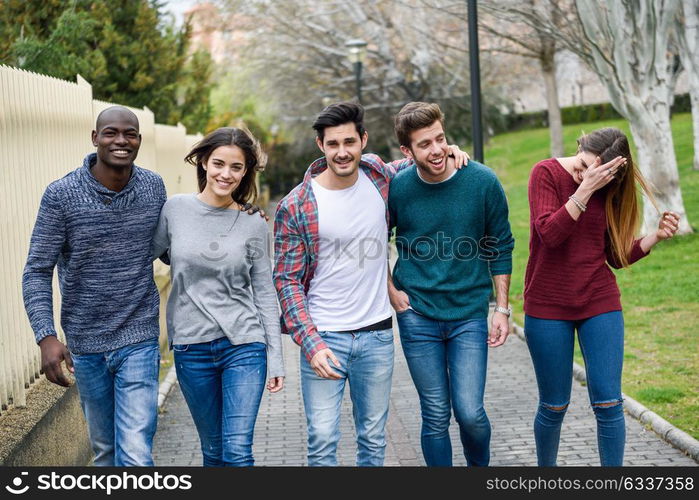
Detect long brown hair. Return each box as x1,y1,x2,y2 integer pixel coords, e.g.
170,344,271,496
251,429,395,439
185,127,266,205
577,128,657,267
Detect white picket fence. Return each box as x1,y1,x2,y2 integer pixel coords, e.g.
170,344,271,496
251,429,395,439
0,65,202,411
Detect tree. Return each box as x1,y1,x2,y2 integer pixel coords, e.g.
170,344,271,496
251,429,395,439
677,0,699,171
174,49,214,133
219,0,512,156
426,0,571,156
480,0,570,157
512,0,691,235
3,0,213,131
574,0,691,235
0,0,67,62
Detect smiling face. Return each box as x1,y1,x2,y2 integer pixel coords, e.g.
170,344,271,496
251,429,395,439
401,120,451,182
316,122,367,180
571,150,599,184
92,110,141,170
201,145,247,204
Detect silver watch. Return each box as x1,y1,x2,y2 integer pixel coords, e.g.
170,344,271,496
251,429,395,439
494,306,511,317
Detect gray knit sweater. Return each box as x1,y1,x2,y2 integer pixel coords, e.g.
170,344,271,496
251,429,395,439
22,153,167,354
152,194,284,379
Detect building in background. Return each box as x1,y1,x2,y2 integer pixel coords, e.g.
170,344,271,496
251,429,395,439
184,2,252,64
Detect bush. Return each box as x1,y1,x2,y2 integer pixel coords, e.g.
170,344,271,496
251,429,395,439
504,94,691,132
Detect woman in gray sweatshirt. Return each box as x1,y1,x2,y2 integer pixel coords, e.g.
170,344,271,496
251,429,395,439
152,127,284,466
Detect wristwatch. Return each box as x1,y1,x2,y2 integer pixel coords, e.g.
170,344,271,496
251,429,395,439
494,306,512,317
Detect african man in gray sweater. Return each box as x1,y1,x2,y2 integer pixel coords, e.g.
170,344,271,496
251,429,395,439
22,106,166,466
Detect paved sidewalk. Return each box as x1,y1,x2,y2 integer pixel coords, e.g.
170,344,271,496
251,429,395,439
153,202,695,467
153,329,696,466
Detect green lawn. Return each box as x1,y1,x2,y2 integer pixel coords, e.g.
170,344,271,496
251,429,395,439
485,113,699,439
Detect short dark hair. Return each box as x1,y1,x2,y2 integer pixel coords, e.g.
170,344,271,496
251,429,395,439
312,101,366,142
185,127,265,205
394,102,445,147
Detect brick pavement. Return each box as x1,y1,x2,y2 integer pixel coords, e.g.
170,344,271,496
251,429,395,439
153,201,695,467
152,329,697,466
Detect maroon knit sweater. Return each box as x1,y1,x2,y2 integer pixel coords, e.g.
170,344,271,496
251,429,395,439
523,158,649,320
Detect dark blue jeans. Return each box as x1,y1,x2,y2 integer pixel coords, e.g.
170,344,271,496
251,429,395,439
396,309,491,466
525,311,625,466
174,337,267,467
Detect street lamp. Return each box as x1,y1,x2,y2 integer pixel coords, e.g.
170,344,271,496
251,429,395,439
467,0,483,163
345,38,367,104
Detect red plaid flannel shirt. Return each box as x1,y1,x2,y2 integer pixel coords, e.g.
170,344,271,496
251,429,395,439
273,153,410,361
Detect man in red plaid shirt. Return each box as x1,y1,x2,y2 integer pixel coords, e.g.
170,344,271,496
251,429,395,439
273,102,466,466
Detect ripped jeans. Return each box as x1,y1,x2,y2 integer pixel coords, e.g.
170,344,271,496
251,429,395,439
524,311,625,466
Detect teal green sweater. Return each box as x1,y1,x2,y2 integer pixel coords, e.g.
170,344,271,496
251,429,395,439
388,161,514,321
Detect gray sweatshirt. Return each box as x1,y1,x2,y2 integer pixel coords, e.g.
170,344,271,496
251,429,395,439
152,193,284,378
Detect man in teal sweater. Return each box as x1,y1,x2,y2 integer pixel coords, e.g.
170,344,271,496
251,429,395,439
388,102,514,466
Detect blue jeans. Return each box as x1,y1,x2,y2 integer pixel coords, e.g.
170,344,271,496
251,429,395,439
525,311,625,466
71,337,160,466
174,338,266,467
396,309,491,466
300,329,394,466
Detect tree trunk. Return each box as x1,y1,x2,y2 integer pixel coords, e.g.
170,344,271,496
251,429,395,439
629,112,692,235
539,1,565,157
540,55,564,157
691,90,699,171
575,0,692,234
680,0,699,170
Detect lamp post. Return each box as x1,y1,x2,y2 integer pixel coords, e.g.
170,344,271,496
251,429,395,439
467,0,483,163
345,39,367,104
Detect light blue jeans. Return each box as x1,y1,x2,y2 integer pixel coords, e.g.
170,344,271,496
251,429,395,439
525,311,625,466
300,329,394,466
71,337,160,466
396,309,491,466
174,338,267,467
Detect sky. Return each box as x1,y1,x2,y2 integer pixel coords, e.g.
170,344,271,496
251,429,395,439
161,0,198,26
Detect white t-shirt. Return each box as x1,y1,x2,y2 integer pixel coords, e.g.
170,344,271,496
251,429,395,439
307,169,391,331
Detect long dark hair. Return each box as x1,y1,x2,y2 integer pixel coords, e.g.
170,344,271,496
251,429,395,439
577,127,656,267
185,127,265,205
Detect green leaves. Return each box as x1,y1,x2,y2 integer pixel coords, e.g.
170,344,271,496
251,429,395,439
1,0,213,133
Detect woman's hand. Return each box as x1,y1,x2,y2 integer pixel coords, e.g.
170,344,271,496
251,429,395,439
578,155,626,195
267,376,284,393
447,145,470,169
656,211,680,241
640,211,680,253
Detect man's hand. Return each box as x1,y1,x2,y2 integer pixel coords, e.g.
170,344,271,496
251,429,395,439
389,288,410,313
267,376,285,393
488,312,510,348
310,348,342,379
39,336,74,387
447,145,470,169
243,203,270,221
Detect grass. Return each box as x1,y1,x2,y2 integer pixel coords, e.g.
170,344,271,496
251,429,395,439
485,113,699,439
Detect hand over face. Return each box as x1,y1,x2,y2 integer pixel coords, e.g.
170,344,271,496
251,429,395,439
579,155,626,192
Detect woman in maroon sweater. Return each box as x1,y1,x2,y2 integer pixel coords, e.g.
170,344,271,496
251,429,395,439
524,128,679,466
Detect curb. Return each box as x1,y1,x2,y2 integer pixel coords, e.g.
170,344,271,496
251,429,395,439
157,365,178,409
513,324,699,463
